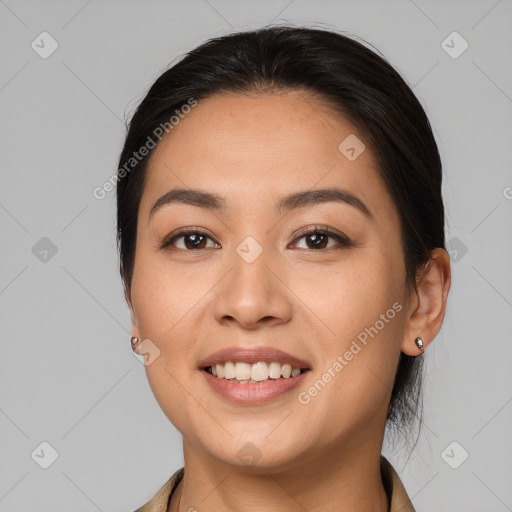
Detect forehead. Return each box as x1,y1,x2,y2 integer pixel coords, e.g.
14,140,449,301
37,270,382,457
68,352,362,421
142,91,394,222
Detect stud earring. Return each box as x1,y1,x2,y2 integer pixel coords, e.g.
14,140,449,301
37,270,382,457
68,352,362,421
131,337,139,346
415,337,424,354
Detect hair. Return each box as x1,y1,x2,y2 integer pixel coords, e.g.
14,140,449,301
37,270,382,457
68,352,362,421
116,24,445,447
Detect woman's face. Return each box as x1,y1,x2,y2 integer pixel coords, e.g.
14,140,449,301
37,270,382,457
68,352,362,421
127,90,414,469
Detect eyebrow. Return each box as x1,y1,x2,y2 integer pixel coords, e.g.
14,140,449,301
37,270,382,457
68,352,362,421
148,187,373,222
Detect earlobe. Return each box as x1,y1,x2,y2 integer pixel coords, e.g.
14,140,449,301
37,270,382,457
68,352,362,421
400,248,451,356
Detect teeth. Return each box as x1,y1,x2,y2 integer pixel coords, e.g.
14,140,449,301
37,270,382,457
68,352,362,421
269,361,282,379
215,363,224,379
223,361,236,379
281,363,292,378
251,362,268,381
235,362,251,380
207,361,305,382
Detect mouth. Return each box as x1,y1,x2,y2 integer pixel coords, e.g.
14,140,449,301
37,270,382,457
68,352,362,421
200,363,310,404
202,361,311,384
198,347,311,402
198,346,312,383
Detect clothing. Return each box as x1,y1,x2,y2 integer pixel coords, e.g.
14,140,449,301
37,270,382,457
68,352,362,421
134,455,416,512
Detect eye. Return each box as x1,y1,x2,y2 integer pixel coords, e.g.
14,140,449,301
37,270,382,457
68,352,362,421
160,225,352,252
290,226,353,250
160,229,220,251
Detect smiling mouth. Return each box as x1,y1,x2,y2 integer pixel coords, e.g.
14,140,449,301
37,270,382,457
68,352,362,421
203,361,310,384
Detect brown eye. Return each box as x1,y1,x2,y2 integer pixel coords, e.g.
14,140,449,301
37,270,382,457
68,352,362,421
161,230,220,251
299,232,331,250
291,226,353,250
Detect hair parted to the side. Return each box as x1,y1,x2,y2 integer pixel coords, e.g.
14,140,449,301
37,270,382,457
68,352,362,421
116,24,445,449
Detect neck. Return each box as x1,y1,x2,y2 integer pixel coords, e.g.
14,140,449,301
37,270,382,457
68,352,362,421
170,435,390,512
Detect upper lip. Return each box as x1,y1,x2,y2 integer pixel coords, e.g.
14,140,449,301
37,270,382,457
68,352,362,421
198,347,312,370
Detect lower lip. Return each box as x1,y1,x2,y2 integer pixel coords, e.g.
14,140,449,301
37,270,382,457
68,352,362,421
200,369,309,404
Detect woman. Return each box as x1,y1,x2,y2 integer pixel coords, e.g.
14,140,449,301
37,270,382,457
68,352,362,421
117,25,451,512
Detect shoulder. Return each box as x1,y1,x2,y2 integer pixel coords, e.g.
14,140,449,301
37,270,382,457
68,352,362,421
133,459,415,511
380,455,416,512
133,467,184,512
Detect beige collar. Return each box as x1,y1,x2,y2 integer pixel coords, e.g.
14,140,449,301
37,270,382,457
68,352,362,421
134,455,415,512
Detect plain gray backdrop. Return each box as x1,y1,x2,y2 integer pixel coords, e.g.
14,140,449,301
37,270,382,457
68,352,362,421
1,0,511,511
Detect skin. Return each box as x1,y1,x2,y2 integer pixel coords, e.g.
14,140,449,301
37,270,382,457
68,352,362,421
125,90,451,512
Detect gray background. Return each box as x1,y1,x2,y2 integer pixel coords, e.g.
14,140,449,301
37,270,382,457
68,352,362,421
1,0,511,511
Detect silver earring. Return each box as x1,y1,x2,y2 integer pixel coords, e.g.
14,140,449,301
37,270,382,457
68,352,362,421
415,337,424,354
131,336,139,345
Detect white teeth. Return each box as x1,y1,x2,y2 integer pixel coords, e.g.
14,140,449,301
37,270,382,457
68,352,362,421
223,361,236,379
281,363,292,378
235,362,251,380
215,363,224,379
268,361,282,379
207,361,305,382
251,362,269,381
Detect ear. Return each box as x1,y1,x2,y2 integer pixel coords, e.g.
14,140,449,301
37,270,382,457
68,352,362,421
124,284,141,339
401,248,451,356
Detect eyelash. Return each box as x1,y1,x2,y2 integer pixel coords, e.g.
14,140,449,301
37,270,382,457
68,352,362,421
159,225,353,252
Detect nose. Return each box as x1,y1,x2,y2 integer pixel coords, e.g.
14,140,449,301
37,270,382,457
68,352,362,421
212,247,293,330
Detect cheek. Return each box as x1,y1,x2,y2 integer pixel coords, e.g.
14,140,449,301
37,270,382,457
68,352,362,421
130,248,185,336
130,253,202,430
292,254,403,406
291,252,399,337
130,249,217,374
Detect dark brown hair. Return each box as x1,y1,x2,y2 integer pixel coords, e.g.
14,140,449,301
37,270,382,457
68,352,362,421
116,25,445,444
